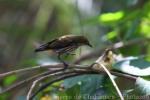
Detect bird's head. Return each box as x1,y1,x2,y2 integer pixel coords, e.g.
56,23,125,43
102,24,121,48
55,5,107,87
85,40,93,47
78,36,92,47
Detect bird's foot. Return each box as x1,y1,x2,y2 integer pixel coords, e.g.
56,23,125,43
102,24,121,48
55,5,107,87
62,62,69,70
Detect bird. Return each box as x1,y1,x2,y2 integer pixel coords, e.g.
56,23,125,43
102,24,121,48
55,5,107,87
35,35,92,69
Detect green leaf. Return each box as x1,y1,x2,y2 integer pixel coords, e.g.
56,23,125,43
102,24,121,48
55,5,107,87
63,75,103,94
113,57,150,76
140,18,150,38
4,75,17,86
0,93,9,100
106,31,118,40
58,85,83,100
99,11,124,23
135,77,150,95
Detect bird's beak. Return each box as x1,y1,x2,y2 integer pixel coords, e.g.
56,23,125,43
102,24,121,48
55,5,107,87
88,43,93,47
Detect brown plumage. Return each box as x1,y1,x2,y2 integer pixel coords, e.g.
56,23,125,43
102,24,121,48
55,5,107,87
35,35,92,68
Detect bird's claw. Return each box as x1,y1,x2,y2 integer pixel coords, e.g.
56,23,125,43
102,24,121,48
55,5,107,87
62,62,68,70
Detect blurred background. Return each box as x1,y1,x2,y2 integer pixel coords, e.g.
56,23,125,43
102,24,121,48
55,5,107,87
0,0,150,100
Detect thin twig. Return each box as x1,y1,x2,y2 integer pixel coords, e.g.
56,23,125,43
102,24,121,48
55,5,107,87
92,49,124,100
27,68,90,100
28,70,78,100
0,63,88,78
0,65,42,78
29,72,83,100
29,68,137,100
111,71,136,81
0,65,88,94
0,64,60,78
0,64,137,95
96,63,124,100
74,38,150,64
0,69,64,94
27,70,70,100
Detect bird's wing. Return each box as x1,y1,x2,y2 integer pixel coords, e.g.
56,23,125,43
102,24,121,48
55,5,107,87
49,37,73,49
35,35,78,52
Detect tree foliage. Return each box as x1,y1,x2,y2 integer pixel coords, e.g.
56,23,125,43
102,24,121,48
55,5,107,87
0,0,150,100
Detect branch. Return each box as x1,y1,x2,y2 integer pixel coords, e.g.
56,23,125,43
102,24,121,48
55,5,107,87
29,67,137,100
0,63,137,97
92,49,124,100
0,64,61,78
94,63,124,100
0,64,88,94
27,70,71,100
0,62,137,99
0,69,64,94
0,63,88,78
29,72,83,100
74,38,150,64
